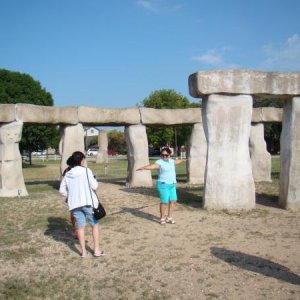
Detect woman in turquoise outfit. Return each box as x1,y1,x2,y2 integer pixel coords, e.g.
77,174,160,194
137,146,185,225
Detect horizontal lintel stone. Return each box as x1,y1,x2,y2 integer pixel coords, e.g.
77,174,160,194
0,104,16,122
78,107,141,125
189,70,300,98
16,104,79,124
140,108,202,125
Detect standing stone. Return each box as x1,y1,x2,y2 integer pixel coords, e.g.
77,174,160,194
202,94,255,210
0,121,28,196
59,124,85,175
249,123,271,182
187,123,207,184
96,130,108,163
279,97,300,209
125,124,152,187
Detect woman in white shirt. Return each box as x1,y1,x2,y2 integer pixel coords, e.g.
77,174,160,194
60,151,104,257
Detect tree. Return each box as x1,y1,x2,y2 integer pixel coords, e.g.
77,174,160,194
253,98,283,154
139,89,200,153
0,69,60,164
108,129,126,154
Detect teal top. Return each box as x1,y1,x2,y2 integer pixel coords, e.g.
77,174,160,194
155,158,176,184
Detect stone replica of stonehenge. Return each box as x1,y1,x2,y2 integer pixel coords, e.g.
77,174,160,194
0,70,299,211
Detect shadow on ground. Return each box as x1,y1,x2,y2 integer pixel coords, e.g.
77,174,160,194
211,247,300,286
256,193,283,209
110,205,159,223
44,217,93,256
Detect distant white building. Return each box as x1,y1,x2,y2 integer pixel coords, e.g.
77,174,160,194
84,127,100,149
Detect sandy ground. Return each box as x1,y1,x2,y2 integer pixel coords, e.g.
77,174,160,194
1,181,300,299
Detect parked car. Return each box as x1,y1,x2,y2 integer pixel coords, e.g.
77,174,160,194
87,147,98,156
148,148,160,156
31,150,47,156
108,149,118,156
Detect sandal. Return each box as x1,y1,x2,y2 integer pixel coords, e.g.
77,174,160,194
166,217,176,224
159,218,166,225
94,250,105,257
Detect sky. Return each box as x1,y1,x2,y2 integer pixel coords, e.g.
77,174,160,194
1,0,300,109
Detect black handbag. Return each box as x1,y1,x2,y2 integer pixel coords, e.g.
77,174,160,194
93,202,106,220
86,169,106,220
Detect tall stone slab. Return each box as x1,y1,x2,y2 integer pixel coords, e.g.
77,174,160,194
202,94,255,210
279,97,300,209
0,121,28,196
59,124,85,175
249,123,271,182
125,124,152,187
96,130,108,163
187,123,207,184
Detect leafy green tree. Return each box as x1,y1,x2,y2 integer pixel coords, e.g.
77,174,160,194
139,89,200,153
253,99,283,154
0,69,60,163
108,129,126,154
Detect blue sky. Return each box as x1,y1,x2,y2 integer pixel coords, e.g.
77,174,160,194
1,0,299,108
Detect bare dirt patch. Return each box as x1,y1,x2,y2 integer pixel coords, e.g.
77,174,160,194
0,181,300,299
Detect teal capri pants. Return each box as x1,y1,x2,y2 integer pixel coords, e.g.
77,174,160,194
156,181,177,204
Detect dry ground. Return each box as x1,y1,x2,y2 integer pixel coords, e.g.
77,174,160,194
0,180,300,299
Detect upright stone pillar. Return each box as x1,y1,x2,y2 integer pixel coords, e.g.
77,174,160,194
96,130,108,163
187,123,207,184
202,94,255,210
249,123,271,182
125,124,152,187
279,97,300,209
0,121,28,196
59,124,85,175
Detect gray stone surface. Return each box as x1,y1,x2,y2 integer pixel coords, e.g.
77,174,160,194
96,130,108,163
59,124,85,175
140,108,201,125
16,104,79,124
250,124,271,182
202,94,255,210
187,123,206,184
279,97,300,209
0,104,16,122
125,124,152,187
78,106,140,125
189,70,300,98
0,121,28,196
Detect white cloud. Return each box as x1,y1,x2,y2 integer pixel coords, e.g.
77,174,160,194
136,0,157,12
261,34,300,71
192,48,238,69
136,0,183,13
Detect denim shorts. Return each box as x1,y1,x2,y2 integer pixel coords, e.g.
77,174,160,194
156,181,177,204
72,206,98,228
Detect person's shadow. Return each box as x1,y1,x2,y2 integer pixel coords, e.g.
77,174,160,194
110,205,159,223
44,217,93,255
211,247,300,285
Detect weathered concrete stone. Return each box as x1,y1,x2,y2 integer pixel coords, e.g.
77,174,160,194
189,70,300,98
202,94,255,210
59,124,85,175
279,97,300,209
187,123,206,184
140,108,201,125
0,121,28,196
250,123,271,182
261,107,283,122
125,124,152,187
0,104,16,122
16,104,79,124
96,130,108,163
78,107,140,125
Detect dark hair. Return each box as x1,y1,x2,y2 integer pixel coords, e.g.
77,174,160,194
71,151,85,166
160,147,172,155
66,156,74,167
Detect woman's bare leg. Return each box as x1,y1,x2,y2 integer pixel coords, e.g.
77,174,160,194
77,227,86,256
